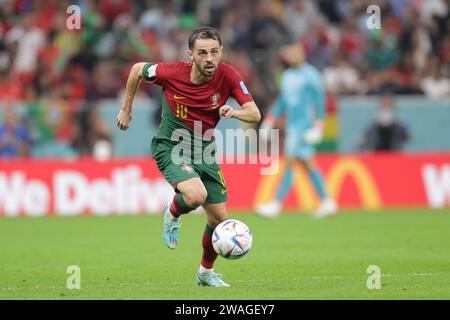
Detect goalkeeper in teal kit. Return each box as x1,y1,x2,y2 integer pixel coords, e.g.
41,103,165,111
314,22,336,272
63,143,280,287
256,43,338,218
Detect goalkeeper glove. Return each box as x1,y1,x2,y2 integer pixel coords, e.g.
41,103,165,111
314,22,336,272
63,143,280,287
304,123,324,145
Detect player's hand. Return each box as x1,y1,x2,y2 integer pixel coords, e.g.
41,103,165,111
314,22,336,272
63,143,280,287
303,126,323,144
219,105,234,119
116,109,132,130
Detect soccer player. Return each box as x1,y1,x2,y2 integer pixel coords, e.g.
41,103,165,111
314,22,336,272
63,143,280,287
116,26,261,287
255,43,337,219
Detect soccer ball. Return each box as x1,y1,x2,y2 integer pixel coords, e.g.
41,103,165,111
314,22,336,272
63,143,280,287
212,219,252,259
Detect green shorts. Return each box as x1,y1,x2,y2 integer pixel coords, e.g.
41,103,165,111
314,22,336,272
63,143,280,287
151,137,227,204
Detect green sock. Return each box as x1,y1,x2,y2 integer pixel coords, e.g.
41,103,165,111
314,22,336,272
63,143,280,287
205,223,214,236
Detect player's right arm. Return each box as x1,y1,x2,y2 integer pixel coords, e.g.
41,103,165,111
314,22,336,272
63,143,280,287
262,95,286,128
261,72,287,130
258,95,286,141
303,69,326,144
116,62,147,130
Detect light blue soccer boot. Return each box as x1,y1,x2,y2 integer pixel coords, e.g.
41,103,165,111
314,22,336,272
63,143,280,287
162,202,181,249
196,271,230,287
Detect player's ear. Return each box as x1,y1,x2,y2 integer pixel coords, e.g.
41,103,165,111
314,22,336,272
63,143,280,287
187,50,193,61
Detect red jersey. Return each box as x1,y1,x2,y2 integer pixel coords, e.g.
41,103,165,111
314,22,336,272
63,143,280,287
142,61,253,137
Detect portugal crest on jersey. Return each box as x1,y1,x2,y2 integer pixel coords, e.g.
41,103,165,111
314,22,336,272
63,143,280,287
181,164,194,174
210,93,221,107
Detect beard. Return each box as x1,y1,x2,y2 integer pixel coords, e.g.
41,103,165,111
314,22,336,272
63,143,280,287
195,61,217,77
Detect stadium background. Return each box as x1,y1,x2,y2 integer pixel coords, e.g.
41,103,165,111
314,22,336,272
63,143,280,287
1,0,449,215
1,0,450,301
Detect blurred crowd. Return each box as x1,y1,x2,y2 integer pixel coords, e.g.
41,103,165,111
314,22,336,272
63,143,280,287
0,0,449,157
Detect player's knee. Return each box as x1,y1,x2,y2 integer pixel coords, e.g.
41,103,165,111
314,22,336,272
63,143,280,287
285,156,296,168
300,159,314,171
187,189,207,208
209,215,227,229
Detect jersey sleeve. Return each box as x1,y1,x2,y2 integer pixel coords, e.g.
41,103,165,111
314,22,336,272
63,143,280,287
227,65,254,106
310,69,326,121
269,73,286,118
270,95,287,119
142,63,170,87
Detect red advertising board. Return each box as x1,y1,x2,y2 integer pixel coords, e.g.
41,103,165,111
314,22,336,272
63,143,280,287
1,153,449,217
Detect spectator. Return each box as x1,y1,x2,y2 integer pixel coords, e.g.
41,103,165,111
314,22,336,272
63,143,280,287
72,102,112,160
421,61,450,99
384,52,423,94
283,0,317,41
419,0,448,25
5,11,45,76
358,93,410,152
339,14,367,64
0,69,21,99
245,0,291,100
410,24,432,75
86,60,120,100
365,32,398,71
323,53,360,94
98,0,132,30
303,15,336,70
139,1,179,39
0,103,31,157
364,70,386,95
0,0,449,158
90,104,113,161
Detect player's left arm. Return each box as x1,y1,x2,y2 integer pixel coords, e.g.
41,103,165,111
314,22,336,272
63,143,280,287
219,65,261,123
219,101,261,123
304,71,326,144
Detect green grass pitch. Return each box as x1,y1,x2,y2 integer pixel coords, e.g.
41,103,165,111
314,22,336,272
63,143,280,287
1,209,449,299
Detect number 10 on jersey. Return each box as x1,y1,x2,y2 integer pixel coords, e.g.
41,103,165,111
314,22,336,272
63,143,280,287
176,103,188,119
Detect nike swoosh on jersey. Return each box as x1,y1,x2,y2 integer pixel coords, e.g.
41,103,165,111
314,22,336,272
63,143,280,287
173,94,186,100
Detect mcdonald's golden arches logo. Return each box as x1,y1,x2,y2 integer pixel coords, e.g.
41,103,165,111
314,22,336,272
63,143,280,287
254,157,382,210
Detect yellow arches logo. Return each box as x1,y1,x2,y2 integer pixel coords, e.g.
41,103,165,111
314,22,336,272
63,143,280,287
254,157,382,210
327,158,381,209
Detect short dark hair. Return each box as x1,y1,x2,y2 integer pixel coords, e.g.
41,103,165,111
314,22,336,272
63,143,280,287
188,26,222,50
